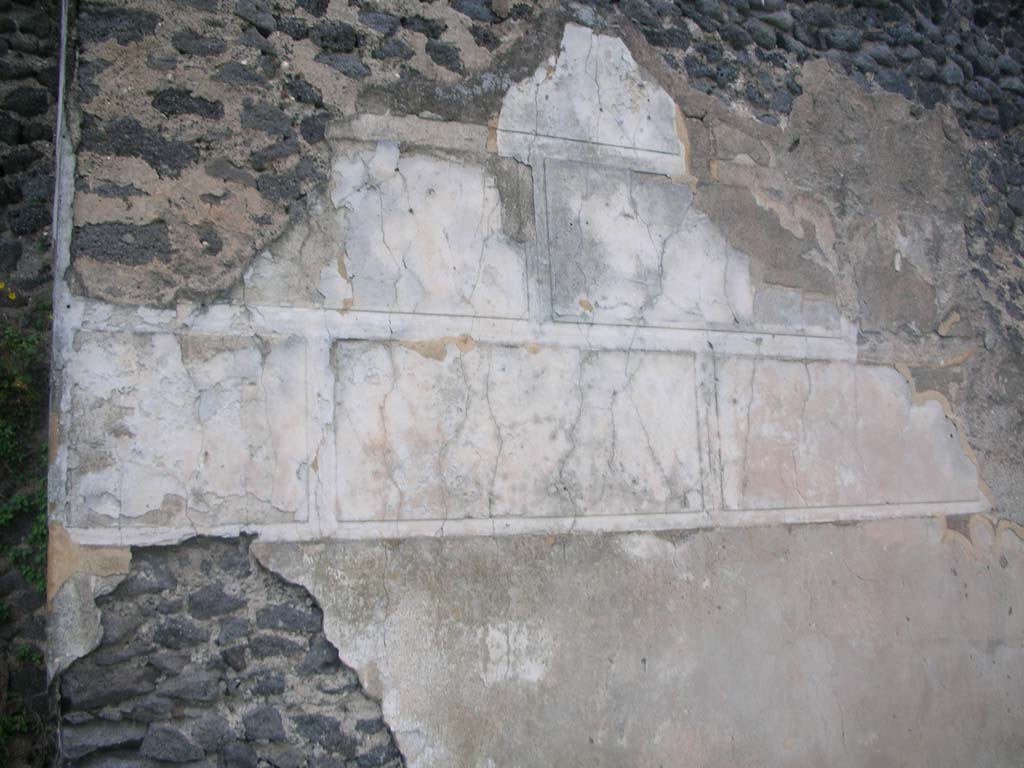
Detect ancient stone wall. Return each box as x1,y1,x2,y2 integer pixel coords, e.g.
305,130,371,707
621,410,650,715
42,0,1024,766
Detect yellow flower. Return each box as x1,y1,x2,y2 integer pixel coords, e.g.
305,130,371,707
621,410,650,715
7,291,15,300
0,281,5,290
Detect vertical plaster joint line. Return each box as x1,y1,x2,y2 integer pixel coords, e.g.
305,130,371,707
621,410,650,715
694,350,721,521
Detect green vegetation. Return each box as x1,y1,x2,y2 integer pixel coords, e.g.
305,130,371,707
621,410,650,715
0,299,52,764
0,301,50,592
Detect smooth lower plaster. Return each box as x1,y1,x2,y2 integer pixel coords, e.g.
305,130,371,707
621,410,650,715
48,17,1024,766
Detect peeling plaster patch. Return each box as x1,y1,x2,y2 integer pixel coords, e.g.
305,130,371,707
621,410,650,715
479,622,552,687
252,524,1024,768
47,522,131,606
498,24,686,173
63,332,312,529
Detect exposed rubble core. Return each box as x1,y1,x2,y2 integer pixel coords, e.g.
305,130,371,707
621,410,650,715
58,537,403,767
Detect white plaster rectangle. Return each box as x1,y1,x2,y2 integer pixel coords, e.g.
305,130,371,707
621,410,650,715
715,357,982,511
544,158,756,329
333,341,703,523
497,24,685,162
64,331,312,528
243,143,532,320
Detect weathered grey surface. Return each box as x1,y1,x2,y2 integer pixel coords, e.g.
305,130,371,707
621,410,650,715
256,518,1024,767
49,1,1024,766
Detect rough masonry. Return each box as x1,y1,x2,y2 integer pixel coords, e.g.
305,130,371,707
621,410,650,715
44,0,1024,766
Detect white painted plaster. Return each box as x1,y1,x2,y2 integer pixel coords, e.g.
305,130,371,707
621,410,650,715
497,23,686,174
52,23,986,549
334,341,702,523
716,357,982,510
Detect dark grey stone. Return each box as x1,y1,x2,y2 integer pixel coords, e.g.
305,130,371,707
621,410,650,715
71,221,171,266
743,19,776,50
234,0,275,35
259,743,305,768
1009,189,1024,216
188,584,247,619
62,721,147,759
356,741,403,767
0,240,22,271
2,86,48,117
241,102,292,137
248,670,286,695
998,53,1022,77
197,221,223,255
153,616,210,649
292,714,357,754
401,15,446,39
298,635,341,676
99,610,143,646
221,645,248,671
279,16,310,40
147,652,190,676
61,664,158,710
827,28,862,52
140,724,204,763
8,203,49,235
939,61,965,86
159,671,220,703
756,10,793,32
218,616,251,643
80,117,198,178
426,40,463,72
146,52,178,72
284,78,324,107
256,603,321,633
310,20,359,52
1,146,40,173
1002,76,1024,95
193,714,235,750
355,717,385,734
372,38,413,60
865,43,896,67
452,0,494,23
152,88,224,119
79,3,160,45
314,52,370,79
172,29,227,56
297,0,329,17
223,740,259,768
721,23,752,50
212,61,268,86
129,694,175,723
250,138,300,170
240,26,275,52
205,158,257,187
358,11,400,36
802,5,836,29
243,705,286,742
470,24,499,51
249,633,305,658
299,112,331,145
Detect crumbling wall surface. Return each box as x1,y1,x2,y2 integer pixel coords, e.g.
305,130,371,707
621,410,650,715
58,537,403,767
62,0,1024,520
254,519,1024,767
50,0,1024,766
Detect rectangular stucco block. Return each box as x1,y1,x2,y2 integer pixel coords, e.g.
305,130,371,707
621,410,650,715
65,331,310,528
545,158,754,328
333,341,703,522
716,357,982,511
